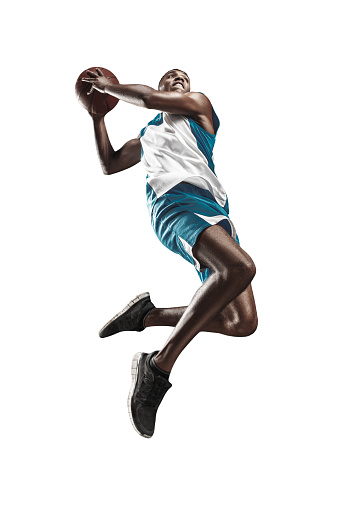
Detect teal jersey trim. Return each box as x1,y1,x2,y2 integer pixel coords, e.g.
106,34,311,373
187,107,220,174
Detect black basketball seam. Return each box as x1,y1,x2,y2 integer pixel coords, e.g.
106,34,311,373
103,95,110,113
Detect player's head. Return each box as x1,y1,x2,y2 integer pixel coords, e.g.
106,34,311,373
158,69,190,93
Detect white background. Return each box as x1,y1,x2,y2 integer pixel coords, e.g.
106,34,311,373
1,1,338,507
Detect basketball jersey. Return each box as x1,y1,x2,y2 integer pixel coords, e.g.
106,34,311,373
139,106,229,210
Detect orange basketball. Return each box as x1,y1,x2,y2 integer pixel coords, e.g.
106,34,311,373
75,67,119,115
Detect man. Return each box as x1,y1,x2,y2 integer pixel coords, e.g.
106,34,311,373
82,68,258,438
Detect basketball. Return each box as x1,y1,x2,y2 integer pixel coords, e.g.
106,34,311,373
75,67,119,115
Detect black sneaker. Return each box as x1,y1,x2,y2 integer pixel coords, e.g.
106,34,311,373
99,293,155,338
128,351,172,438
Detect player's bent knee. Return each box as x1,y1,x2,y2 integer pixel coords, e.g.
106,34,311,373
241,314,258,336
225,257,256,287
231,317,258,337
242,256,256,280
224,309,258,337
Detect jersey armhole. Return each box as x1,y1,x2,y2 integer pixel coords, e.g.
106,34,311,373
195,92,220,134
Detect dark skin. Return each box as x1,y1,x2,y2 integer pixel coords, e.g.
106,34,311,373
83,69,215,175
83,68,258,372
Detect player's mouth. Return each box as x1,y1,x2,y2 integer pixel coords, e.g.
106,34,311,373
173,82,184,88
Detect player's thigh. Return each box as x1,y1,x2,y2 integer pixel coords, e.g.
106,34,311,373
192,224,255,274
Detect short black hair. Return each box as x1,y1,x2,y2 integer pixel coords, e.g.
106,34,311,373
158,69,189,89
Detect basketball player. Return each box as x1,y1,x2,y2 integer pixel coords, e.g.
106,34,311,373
82,68,258,438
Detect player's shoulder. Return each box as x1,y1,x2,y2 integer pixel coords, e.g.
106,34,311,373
186,92,212,113
186,91,211,104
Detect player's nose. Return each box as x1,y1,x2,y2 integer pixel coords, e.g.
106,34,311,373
173,76,185,85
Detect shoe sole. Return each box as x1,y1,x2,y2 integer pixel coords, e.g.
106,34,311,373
99,292,150,338
127,352,152,439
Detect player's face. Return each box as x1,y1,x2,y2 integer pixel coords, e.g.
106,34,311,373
159,70,190,93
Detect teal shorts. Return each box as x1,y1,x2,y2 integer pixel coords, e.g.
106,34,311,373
146,182,239,283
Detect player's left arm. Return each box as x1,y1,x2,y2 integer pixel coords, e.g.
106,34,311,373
82,69,211,118
142,90,210,118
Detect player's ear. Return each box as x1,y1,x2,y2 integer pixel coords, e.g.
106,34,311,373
158,76,165,91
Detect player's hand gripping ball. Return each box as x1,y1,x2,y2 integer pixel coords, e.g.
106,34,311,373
75,67,119,116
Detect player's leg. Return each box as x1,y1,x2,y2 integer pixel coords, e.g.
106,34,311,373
153,224,256,373
145,283,257,337
99,282,257,338
127,224,256,437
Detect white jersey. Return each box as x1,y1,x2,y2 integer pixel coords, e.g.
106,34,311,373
139,107,228,208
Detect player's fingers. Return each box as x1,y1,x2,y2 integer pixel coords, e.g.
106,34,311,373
86,70,98,77
87,85,94,95
96,68,104,76
82,77,94,83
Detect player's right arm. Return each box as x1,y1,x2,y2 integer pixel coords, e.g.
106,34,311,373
92,115,141,175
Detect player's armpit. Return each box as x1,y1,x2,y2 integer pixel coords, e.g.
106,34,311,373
106,138,142,175
143,91,211,117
